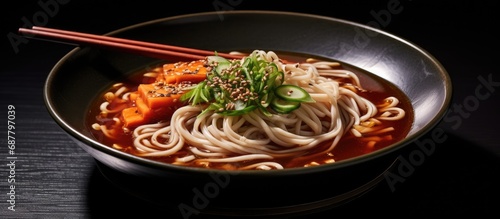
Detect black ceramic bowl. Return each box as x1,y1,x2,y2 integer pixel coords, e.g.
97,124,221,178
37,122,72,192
44,11,452,217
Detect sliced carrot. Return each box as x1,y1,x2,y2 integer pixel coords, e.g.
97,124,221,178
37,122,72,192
135,96,151,118
121,107,143,128
121,60,208,128
121,91,179,128
128,92,138,102
160,60,207,84
137,84,183,109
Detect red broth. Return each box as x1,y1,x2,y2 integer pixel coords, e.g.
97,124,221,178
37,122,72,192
87,55,414,170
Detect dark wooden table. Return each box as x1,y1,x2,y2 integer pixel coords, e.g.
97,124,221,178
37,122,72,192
2,1,499,218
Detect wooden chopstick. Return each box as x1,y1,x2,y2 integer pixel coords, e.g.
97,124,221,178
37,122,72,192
18,26,244,61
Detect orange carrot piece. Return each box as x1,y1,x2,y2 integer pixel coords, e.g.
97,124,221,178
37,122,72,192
122,84,184,128
121,107,143,128
137,84,183,109
135,97,151,118
161,60,207,84
121,60,208,128
129,92,138,101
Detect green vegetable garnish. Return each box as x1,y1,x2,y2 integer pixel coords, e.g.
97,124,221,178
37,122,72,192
274,85,315,103
270,97,301,114
180,51,314,116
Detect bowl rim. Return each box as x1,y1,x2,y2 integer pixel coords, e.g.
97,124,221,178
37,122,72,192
44,10,453,176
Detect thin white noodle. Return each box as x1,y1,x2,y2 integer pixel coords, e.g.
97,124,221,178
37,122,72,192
198,154,273,163
239,162,284,170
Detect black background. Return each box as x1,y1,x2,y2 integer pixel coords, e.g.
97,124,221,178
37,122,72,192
1,0,499,218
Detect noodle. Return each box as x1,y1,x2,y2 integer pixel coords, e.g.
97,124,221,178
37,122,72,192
91,50,408,170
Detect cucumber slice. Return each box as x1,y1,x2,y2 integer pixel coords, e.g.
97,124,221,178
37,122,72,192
270,98,301,114
207,56,231,74
207,55,230,64
275,85,315,103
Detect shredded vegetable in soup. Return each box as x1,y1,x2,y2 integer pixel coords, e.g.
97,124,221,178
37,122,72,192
88,50,413,170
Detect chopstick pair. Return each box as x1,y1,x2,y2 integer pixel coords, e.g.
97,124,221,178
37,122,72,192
18,26,244,61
